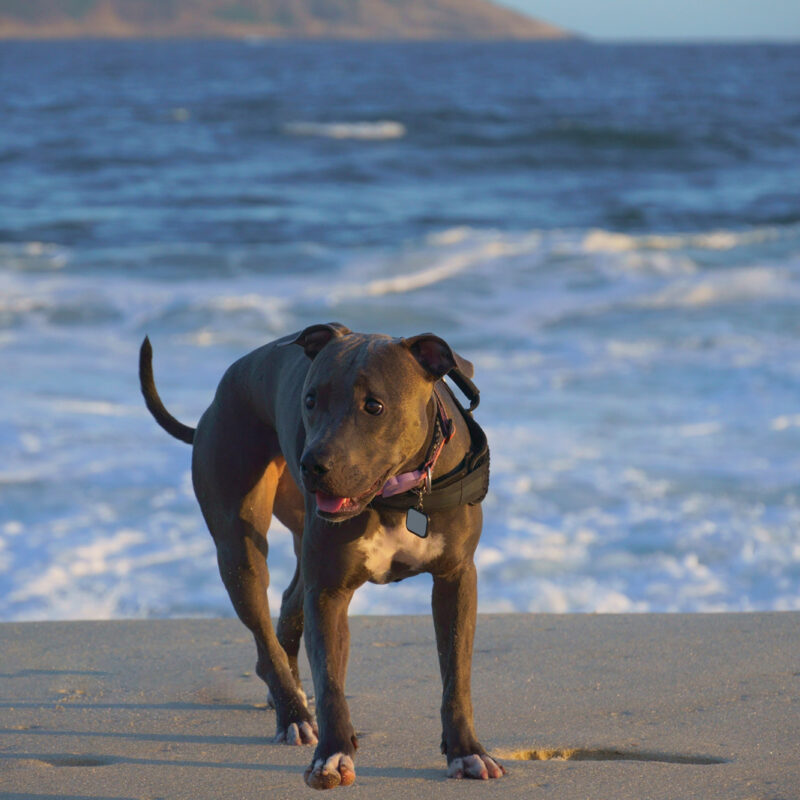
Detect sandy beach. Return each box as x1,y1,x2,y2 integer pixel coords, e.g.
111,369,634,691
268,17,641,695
1,613,797,799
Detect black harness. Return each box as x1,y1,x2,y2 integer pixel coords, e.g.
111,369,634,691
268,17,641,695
370,368,490,513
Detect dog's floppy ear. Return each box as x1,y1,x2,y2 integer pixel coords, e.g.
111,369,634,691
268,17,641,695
291,322,351,360
403,333,474,380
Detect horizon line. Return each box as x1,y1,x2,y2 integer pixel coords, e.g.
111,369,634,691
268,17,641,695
0,34,798,44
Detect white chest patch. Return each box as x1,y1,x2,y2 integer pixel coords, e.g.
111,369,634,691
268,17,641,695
359,521,445,584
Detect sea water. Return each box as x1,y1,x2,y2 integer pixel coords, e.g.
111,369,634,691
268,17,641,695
1,41,799,619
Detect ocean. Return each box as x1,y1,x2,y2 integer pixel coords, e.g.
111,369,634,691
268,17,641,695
1,40,799,620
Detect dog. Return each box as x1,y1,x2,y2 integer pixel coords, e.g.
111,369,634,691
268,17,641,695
139,323,504,789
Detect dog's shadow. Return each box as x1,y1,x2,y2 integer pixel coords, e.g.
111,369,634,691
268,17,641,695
0,717,449,782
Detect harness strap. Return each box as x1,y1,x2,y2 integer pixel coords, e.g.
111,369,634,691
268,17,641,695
448,366,480,413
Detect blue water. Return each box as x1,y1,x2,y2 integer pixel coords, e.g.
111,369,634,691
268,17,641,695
1,41,799,619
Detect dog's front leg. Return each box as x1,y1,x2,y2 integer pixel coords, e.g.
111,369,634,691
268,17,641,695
432,562,506,780
302,581,358,790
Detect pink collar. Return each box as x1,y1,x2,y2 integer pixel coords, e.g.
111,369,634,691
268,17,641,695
380,388,454,499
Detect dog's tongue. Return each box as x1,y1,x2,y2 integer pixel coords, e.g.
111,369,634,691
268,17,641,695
316,492,348,514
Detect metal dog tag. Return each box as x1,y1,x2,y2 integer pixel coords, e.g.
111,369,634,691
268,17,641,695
406,507,429,538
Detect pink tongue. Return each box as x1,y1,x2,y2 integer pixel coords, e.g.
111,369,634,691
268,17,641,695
316,492,348,513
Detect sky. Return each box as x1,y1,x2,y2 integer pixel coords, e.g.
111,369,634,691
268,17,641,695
498,0,800,41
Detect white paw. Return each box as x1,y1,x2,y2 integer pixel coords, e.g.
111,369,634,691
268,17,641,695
304,752,356,789
447,753,506,780
274,720,318,746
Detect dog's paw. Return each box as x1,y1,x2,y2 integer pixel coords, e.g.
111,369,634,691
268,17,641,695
274,720,318,746
447,753,506,780
304,753,356,790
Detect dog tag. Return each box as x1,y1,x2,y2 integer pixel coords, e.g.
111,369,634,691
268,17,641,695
406,507,429,538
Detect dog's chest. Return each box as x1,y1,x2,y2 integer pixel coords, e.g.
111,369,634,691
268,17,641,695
359,522,444,584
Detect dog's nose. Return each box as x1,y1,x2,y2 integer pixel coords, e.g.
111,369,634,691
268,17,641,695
300,451,331,477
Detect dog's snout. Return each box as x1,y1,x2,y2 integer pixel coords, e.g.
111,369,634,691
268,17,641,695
300,450,331,477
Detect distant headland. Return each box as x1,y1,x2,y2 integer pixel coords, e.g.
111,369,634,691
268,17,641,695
0,0,574,40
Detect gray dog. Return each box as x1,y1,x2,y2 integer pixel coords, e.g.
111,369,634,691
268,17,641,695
139,323,504,789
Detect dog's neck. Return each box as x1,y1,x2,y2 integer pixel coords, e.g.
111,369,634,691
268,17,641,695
383,383,471,497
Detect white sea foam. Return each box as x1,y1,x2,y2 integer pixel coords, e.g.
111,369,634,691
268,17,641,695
335,231,542,299
0,241,69,271
426,227,474,247
2,222,800,620
284,120,406,140
639,266,794,308
581,225,789,254
51,398,134,417
363,250,485,296
678,421,723,438
771,414,800,431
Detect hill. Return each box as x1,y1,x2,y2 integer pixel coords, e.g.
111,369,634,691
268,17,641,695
0,0,572,40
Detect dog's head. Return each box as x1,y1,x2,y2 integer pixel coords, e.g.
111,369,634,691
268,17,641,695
292,323,472,522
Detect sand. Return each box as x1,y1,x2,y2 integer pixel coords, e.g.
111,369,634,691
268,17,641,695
1,613,798,799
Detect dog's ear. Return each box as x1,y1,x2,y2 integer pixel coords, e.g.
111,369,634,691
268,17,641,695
402,333,474,380
291,322,351,360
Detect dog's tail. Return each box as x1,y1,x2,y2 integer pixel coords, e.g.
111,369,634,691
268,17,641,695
139,336,195,445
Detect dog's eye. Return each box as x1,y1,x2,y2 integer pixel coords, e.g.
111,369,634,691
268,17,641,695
364,398,384,416
304,392,316,410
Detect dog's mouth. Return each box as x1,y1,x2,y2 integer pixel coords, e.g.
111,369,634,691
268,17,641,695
314,475,386,522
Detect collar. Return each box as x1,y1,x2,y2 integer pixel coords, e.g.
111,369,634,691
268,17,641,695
370,381,490,513
379,387,454,499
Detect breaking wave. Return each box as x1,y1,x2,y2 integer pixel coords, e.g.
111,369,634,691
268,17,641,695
283,120,406,140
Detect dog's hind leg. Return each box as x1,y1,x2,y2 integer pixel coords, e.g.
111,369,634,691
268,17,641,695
214,523,317,745
193,419,317,746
